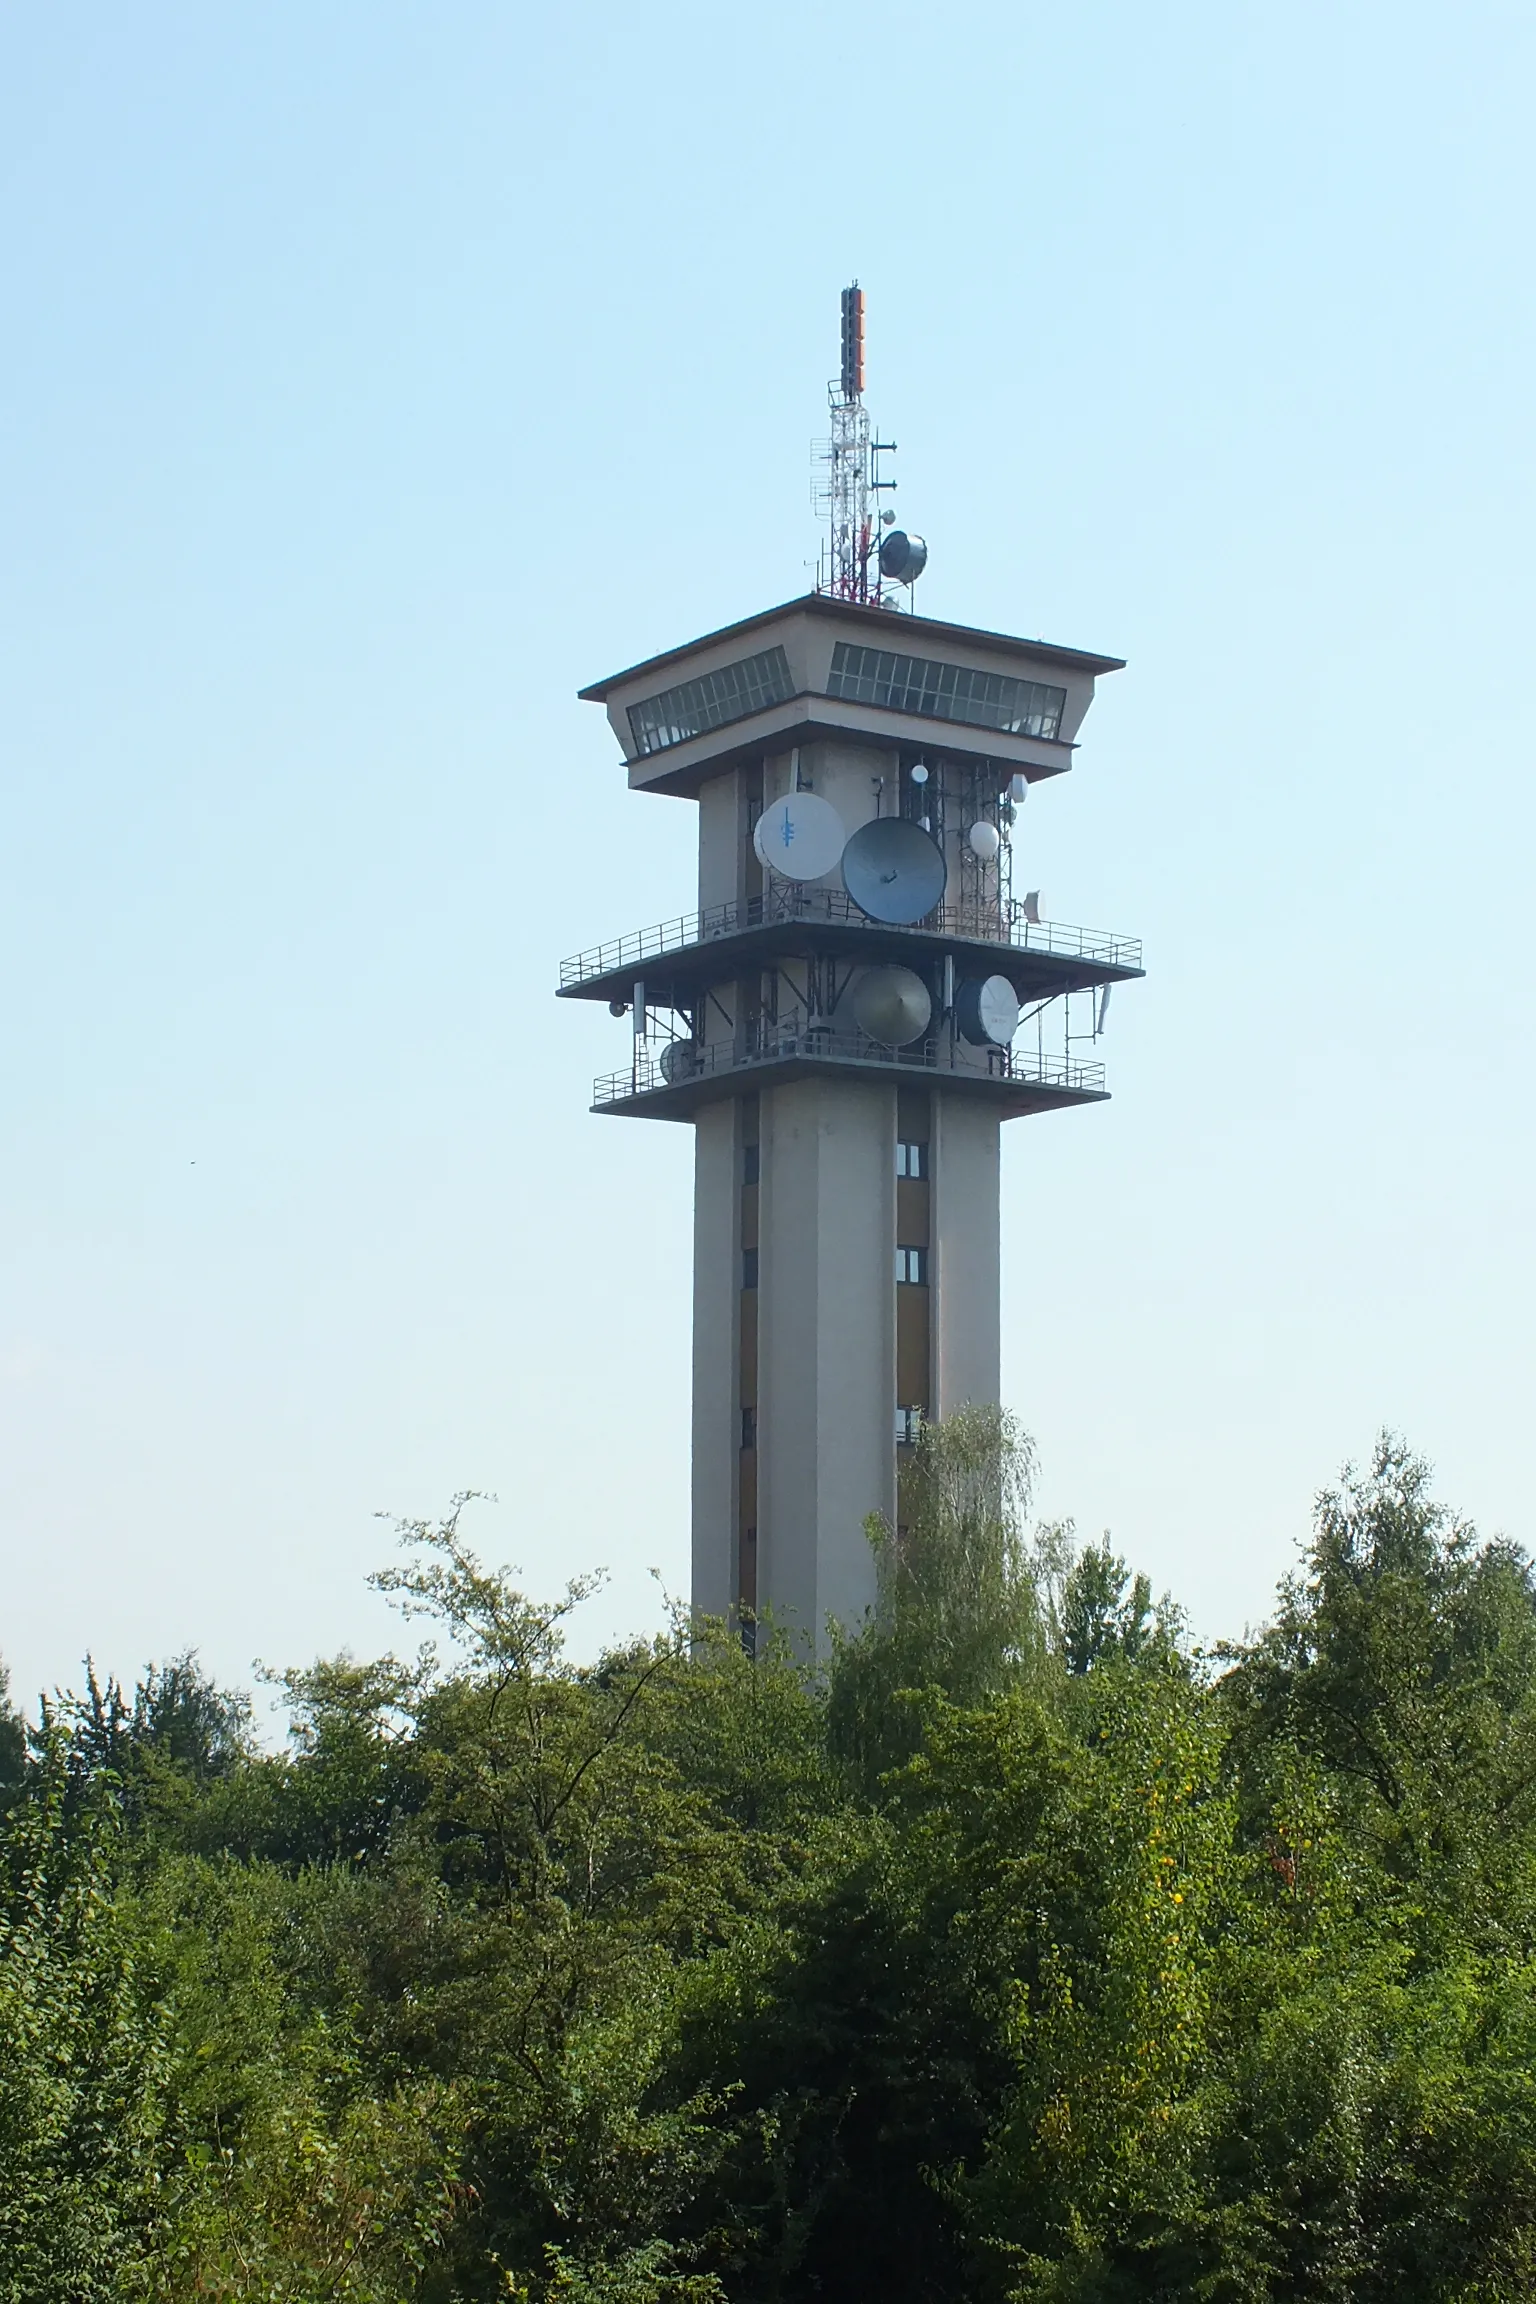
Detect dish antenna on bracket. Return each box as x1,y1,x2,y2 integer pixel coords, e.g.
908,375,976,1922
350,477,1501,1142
841,816,948,925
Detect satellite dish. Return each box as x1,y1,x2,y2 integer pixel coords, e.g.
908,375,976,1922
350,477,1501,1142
878,529,929,584
841,816,948,925
851,966,933,1046
659,1040,700,1083
967,820,1001,863
956,975,1020,1048
752,792,846,882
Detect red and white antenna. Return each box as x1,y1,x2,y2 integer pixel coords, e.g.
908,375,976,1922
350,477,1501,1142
813,285,925,605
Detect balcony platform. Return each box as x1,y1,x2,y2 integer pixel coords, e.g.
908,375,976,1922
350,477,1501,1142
591,1028,1108,1123
559,890,1143,1012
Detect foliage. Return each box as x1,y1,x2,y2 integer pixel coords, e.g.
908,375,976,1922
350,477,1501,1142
3,1430,1536,2298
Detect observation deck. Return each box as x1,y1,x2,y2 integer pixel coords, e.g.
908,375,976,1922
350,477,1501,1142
589,1026,1107,1123
578,593,1124,798
557,887,1144,1012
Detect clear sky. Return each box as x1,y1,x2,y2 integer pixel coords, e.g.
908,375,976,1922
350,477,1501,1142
2,1,1532,1712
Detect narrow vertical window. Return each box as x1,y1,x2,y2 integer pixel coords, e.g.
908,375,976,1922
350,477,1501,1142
742,1247,758,1289
895,1246,928,1285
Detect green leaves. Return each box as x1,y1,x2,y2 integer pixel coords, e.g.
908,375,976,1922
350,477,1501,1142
6,1439,1536,2297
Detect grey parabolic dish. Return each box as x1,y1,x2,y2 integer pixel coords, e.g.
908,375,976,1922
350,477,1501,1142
851,966,933,1046
841,817,948,925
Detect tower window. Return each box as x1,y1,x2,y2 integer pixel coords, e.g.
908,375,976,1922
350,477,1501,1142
896,1139,928,1179
741,1407,757,1449
896,1246,928,1285
742,1247,758,1289
827,641,1066,741
743,1142,760,1186
628,646,795,756
896,1407,923,1446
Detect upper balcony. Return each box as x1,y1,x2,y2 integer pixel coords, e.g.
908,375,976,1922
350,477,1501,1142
557,884,1143,1012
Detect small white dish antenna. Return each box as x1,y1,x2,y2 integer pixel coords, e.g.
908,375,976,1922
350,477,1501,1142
851,966,933,1046
1009,773,1029,804
753,792,846,882
910,763,929,787
956,974,1021,1047
967,820,1001,863
841,817,948,925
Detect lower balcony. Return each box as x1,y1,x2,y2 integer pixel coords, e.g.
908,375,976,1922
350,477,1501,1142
591,1025,1108,1122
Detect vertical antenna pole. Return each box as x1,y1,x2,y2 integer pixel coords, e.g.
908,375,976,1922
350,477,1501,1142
823,282,874,604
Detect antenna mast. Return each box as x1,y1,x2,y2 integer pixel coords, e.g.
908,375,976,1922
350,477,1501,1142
815,283,897,604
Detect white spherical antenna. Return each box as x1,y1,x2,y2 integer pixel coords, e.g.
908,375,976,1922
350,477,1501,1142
752,792,847,882
851,966,933,1046
956,974,1021,1048
841,817,948,925
967,820,1001,863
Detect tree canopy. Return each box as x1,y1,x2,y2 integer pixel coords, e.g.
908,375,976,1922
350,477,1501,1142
3,1418,1535,2300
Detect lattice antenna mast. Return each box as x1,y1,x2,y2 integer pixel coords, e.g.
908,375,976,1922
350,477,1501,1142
814,283,896,603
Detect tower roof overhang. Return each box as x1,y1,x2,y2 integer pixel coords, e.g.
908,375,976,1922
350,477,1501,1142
578,594,1124,798
578,592,1124,702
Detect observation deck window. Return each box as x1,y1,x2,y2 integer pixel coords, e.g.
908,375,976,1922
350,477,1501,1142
827,641,1066,740
628,646,795,756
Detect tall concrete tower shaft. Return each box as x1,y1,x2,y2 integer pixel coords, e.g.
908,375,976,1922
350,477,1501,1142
561,595,1141,1650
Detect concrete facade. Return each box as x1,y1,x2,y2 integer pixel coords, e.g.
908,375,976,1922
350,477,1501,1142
689,1095,739,1625
931,1098,1002,1419
755,1075,899,1644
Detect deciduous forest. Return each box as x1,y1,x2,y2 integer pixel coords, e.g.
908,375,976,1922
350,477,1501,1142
4,1415,1535,2300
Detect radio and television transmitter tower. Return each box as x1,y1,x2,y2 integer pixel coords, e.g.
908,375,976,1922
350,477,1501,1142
560,287,1141,1648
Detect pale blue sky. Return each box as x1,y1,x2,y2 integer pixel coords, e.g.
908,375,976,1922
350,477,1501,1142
2,1,1532,1708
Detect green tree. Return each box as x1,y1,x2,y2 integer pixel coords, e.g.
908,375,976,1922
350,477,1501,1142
0,1742,167,2298
1060,1537,1185,1679
827,1403,1050,1789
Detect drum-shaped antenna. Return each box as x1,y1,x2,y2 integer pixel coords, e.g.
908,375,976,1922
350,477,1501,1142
955,974,1021,1048
851,966,933,1046
878,529,929,585
659,1040,700,1083
841,817,948,924
752,792,846,882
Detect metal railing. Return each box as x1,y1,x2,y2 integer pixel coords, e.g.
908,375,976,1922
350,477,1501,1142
560,884,1141,990
593,1028,1106,1109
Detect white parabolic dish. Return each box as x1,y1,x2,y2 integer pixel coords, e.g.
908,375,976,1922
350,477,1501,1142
957,974,1021,1047
752,793,847,882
